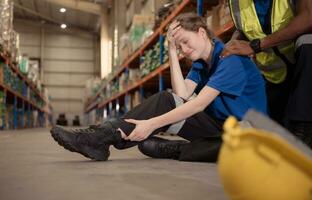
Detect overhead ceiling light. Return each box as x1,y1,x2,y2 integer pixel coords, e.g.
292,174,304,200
59,8,66,13
60,24,67,29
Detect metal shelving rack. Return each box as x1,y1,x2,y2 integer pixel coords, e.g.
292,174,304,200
84,0,234,122
0,52,52,129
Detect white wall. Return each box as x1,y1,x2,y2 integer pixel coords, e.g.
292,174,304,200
14,21,99,126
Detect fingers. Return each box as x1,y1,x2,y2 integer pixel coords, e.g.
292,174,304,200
220,47,235,58
220,40,240,58
124,119,137,124
168,20,180,31
126,130,145,141
170,26,181,37
167,27,181,41
124,119,144,141
167,21,181,38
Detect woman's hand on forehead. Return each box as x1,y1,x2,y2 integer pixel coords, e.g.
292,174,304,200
167,20,182,50
169,20,180,30
168,21,181,36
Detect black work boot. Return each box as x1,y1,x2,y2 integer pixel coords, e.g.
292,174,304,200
138,137,188,159
50,120,122,161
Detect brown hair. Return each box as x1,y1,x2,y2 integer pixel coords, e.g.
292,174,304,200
174,12,214,40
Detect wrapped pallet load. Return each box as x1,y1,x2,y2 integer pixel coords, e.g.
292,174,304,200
0,0,13,52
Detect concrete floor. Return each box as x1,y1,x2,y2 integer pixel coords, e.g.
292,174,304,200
0,128,228,200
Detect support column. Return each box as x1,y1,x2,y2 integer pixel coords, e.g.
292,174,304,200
13,96,17,129
159,73,165,92
159,34,165,65
197,0,203,16
40,28,45,81
100,6,112,78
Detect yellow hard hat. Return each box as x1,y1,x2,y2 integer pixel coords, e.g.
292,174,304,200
218,111,312,200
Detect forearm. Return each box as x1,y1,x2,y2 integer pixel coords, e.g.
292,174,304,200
149,86,219,129
261,1,312,50
150,98,205,129
169,49,189,98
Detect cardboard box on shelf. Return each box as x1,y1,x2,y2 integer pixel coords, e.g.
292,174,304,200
128,69,140,84
129,14,155,52
219,0,232,26
120,42,131,63
132,14,155,27
119,72,128,92
208,0,232,30
119,33,130,59
84,77,101,100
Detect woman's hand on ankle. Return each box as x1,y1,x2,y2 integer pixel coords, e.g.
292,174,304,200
124,119,158,141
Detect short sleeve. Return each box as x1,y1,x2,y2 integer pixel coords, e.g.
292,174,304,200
186,68,201,84
186,60,206,84
207,55,247,96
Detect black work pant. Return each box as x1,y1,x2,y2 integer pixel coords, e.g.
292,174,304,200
110,91,224,162
264,35,312,148
285,37,312,148
265,38,312,125
287,43,312,122
265,77,291,125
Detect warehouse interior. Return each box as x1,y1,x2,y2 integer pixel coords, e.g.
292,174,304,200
1,0,312,200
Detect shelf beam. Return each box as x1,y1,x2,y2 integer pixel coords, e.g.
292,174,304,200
85,2,235,113
87,0,192,105
1,53,51,109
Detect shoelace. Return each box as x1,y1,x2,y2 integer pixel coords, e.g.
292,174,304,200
73,125,114,146
72,121,120,146
72,127,96,134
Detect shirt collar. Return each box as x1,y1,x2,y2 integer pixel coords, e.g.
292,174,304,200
191,39,224,70
210,39,224,69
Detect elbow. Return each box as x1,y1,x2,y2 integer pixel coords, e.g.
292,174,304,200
174,91,189,101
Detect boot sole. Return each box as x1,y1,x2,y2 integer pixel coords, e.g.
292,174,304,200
50,126,110,161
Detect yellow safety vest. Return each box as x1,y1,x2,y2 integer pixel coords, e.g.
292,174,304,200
229,0,295,83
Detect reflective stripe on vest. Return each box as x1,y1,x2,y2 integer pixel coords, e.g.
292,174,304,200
229,0,296,83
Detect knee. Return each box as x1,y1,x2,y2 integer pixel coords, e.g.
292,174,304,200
295,34,312,50
157,90,171,97
154,91,184,100
151,91,185,107
154,91,173,101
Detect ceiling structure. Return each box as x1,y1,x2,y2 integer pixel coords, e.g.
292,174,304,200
13,0,112,34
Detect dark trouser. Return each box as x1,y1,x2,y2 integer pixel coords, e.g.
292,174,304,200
110,91,224,162
287,44,312,121
265,77,291,125
285,34,312,148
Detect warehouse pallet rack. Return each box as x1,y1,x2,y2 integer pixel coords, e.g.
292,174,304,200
0,52,52,129
84,0,234,122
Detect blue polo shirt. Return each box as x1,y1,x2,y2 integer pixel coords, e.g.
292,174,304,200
186,40,267,120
